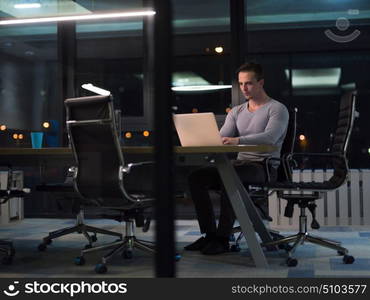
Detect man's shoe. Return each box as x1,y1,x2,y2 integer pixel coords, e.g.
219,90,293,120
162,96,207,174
201,239,229,255
184,237,209,251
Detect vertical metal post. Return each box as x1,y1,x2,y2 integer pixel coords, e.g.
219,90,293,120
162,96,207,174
230,0,246,106
57,22,76,146
152,0,175,277
143,0,155,130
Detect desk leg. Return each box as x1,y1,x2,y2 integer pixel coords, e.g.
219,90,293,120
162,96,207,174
215,154,270,268
233,176,274,245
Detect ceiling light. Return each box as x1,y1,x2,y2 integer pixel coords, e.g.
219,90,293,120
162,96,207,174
172,72,209,87
285,68,341,89
82,83,110,96
0,10,156,25
172,85,232,92
171,71,231,92
14,1,41,9
215,46,224,53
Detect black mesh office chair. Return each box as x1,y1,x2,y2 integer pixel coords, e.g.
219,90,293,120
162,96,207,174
262,91,357,267
230,107,298,251
65,95,157,274
0,167,30,265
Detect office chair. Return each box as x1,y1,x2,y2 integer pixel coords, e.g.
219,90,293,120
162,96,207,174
261,91,357,267
0,166,30,265
230,107,298,252
65,95,158,274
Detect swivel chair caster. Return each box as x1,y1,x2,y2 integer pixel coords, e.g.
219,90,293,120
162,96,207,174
38,239,52,251
95,263,108,274
74,256,86,266
343,255,355,264
286,257,298,267
38,243,47,251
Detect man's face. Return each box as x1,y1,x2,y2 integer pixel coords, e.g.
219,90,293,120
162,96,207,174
238,71,264,100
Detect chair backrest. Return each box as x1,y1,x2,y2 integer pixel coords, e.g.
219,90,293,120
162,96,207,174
65,95,126,204
328,90,357,187
276,107,298,182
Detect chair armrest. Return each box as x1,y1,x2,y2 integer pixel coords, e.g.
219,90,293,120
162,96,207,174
264,157,281,182
265,155,298,183
122,161,155,174
0,188,30,204
285,152,347,175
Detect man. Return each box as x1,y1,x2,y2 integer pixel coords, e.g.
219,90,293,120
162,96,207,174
185,62,289,255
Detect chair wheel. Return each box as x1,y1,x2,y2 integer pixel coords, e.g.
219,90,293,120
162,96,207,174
95,263,107,274
175,253,181,262
343,255,355,264
91,235,98,242
74,256,85,266
84,244,93,250
230,244,241,252
286,257,298,267
38,243,47,251
122,250,133,259
2,256,13,265
337,250,346,256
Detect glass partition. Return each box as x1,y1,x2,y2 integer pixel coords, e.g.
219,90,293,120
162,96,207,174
0,21,58,147
172,0,232,116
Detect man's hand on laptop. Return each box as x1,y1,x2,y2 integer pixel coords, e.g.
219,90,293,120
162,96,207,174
221,137,239,145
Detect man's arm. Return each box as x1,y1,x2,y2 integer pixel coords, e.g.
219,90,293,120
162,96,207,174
219,108,238,137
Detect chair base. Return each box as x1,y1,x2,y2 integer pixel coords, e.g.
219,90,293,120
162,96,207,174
75,220,155,274
82,236,155,263
38,210,122,251
263,232,348,255
261,213,355,267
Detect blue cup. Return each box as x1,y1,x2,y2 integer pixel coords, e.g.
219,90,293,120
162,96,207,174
30,132,44,149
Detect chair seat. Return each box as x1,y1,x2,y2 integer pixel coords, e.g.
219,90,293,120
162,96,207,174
0,189,30,198
265,180,336,191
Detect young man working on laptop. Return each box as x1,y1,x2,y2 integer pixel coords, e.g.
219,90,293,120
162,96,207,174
185,62,289,255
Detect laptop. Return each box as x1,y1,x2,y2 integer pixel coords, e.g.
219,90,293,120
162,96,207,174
173,112,223,146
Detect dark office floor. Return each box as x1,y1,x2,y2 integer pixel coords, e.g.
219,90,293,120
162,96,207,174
0,219,369,278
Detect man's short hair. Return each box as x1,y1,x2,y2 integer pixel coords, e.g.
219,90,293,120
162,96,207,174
236,62,264,81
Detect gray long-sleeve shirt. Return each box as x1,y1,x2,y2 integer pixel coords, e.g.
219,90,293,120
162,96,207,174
220,99,289,162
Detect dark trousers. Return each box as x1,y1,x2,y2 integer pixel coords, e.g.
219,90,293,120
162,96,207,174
188,161,276,238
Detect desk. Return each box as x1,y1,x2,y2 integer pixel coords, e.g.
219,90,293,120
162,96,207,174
0,145,275,268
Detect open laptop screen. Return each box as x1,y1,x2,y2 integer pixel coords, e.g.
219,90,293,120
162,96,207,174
173,112,223,146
